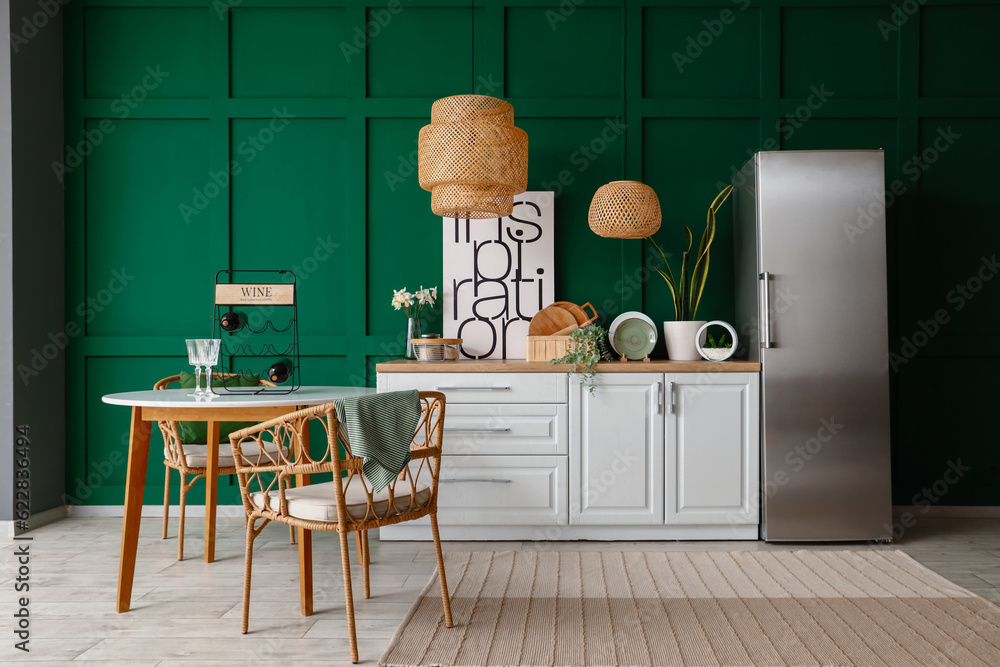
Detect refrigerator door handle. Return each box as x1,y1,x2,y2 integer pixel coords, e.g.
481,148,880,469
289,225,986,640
759,271,773,348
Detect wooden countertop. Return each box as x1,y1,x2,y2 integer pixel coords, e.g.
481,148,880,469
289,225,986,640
376,359,761,373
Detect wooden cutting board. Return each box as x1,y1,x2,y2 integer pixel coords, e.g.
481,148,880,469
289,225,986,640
528,304,579,336
552,301,597,326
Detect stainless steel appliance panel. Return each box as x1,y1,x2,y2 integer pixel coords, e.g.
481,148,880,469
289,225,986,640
733,160,760,364
738,150,892,541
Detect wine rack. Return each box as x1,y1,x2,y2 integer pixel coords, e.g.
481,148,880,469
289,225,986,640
212,269,300,394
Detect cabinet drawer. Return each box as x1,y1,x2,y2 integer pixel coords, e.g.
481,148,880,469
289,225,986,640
380,372,567,404
443,404,567,455
433,455,568,525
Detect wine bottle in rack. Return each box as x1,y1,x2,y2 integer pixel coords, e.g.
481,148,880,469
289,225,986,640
266,359,294,384
220,310,248,332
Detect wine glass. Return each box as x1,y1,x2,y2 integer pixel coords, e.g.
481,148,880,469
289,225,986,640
185,339,204,396
197,339,221,395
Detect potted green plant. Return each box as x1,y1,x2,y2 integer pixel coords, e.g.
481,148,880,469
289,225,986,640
550,324,611,393
701,333,733,360
647,185,733,361
695,319,739,361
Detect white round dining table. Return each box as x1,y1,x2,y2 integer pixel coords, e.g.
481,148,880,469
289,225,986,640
102,385,374,613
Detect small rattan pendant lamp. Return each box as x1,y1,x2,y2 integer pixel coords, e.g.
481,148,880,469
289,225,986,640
418,95,529,219
586,13,660,240
588,180,662,238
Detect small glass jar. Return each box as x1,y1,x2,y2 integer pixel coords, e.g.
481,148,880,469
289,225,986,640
411,335,462,361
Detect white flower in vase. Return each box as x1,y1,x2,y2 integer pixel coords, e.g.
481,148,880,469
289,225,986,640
394,285,437,359
391,288,414,311
391,285,438,319
416,285,437,306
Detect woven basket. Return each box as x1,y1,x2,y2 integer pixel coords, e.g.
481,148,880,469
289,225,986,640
418,95,529,219
588,181,662,238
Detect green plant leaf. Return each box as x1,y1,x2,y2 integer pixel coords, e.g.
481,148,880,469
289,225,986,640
550,324,611,393
648,236,681,320
646,184,733,322
678,226,693,320
689,235,711,319
689,185,732,320
654,267,680,320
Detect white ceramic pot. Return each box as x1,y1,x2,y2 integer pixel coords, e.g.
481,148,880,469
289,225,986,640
662,320,707,361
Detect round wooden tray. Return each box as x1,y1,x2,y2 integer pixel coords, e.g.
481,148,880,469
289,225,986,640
527,301,598,336
527,304,577,336
552,301,597,326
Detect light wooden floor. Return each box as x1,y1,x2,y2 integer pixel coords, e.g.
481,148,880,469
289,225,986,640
2,515,999,665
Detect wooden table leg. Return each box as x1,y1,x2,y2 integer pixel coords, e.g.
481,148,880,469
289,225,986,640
205,420,220,563
298,528,313,616
296,416,313,616
117,407,152,613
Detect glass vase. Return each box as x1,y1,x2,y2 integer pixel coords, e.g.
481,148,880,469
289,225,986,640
404,317,421,359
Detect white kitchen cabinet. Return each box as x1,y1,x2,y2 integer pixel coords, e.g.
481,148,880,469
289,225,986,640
379,371,567,404
440,403,568,456
434,455,568,525
665,373,759,525
570,373,664,525
377,363,759,541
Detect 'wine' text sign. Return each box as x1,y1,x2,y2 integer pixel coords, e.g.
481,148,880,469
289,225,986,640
443,192,555,359
215,283,295,305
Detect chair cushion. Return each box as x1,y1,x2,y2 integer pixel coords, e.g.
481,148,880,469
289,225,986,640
251,478,431,523
165,439,285,469
176,372,262,444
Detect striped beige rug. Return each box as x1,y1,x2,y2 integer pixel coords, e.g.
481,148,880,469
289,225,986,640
380,550,1000,667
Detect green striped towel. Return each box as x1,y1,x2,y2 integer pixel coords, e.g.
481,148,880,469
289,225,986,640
333,390,421,493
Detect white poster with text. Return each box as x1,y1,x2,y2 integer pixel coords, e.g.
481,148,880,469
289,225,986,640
443,192,555,359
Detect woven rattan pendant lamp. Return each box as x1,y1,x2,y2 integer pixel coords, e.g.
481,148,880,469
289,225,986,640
586,12,660,240
418,95,529,219
589,180,662,238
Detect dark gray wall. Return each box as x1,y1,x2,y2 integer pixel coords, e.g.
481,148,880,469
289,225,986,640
8,0,65,521
0,1,13,522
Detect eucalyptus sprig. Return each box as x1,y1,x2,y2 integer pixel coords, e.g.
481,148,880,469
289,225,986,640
647,184,733,321
550,324,612,394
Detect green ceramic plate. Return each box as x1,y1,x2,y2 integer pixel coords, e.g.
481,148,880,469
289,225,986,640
613,318,656,360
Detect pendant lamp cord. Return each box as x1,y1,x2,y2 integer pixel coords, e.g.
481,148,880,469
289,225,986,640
622,1,630,313
622,0,627,179
471,0,475,92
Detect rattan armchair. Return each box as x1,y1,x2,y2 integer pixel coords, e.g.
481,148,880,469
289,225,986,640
155,373,284,560
229,391,453,664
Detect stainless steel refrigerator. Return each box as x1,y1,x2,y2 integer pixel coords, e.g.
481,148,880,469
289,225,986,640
733,150,892,541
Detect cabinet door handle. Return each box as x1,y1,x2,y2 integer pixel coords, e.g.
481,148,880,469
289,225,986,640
759,271,773,349
443,426,511,432
655,382,663,414
439,478,512,484
668,381,676,413
434,385,511,391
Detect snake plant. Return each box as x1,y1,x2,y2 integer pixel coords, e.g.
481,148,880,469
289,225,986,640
647,184,734,321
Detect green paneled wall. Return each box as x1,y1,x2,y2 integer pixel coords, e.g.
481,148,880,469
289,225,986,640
65,0,1000,507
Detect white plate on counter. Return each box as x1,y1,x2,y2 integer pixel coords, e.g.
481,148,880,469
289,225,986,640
608,311,657,357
